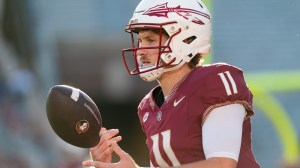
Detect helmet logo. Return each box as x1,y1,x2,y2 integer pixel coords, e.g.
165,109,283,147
143,2,210,25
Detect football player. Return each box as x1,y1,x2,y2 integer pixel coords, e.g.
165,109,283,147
83,0,260,167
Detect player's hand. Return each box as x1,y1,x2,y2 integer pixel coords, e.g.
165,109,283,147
90,127,122,162
83,141,138,168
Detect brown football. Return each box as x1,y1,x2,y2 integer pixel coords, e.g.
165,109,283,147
46,85,102,148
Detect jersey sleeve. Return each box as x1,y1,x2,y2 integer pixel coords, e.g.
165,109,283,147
200,64,254,124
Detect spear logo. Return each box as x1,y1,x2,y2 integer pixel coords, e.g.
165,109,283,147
143,2,210,25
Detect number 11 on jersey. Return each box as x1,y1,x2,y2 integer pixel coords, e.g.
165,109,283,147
218,71,238,96
151,130,181,167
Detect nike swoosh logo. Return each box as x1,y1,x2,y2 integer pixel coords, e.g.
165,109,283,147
174,96,185,107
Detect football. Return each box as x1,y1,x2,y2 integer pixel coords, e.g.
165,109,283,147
46,85,102,148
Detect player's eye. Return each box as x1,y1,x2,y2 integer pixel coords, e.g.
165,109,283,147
138,38,157,47
147,39,155,43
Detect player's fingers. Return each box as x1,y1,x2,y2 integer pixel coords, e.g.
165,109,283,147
93,127,108,148
92,136,122,154
91,129,119,152
100,129,120,143
91,136,122,161
102,144,115,158
91,127,107,151
91,132,119,159
111,141,129,159
102,136,122,150
100,127,107,137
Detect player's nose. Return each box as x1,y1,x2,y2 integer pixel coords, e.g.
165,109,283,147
136,48,147,56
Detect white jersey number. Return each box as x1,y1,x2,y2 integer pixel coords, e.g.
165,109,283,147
151,130,181,167
218,71,238,96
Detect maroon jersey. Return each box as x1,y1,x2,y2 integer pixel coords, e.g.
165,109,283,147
137,63,260,168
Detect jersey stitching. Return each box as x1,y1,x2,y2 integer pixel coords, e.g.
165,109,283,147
165,69,193,103
201,100,254,126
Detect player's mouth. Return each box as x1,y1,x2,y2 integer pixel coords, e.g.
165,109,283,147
142,62,152,66
140,59,153,67
139,62,155,70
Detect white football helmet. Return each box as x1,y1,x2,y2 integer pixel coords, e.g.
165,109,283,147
122,0,211,81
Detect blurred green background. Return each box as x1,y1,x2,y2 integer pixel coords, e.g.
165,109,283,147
0,0,300,167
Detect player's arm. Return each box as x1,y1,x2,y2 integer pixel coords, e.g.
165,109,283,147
175,103,245,168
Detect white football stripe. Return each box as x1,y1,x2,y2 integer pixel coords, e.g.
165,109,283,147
71,88,80,102
218,73,232,96
151,134,169,167
225,71,238,94
161,130,181,166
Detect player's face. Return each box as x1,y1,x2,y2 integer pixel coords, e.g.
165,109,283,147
136,30,169,67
